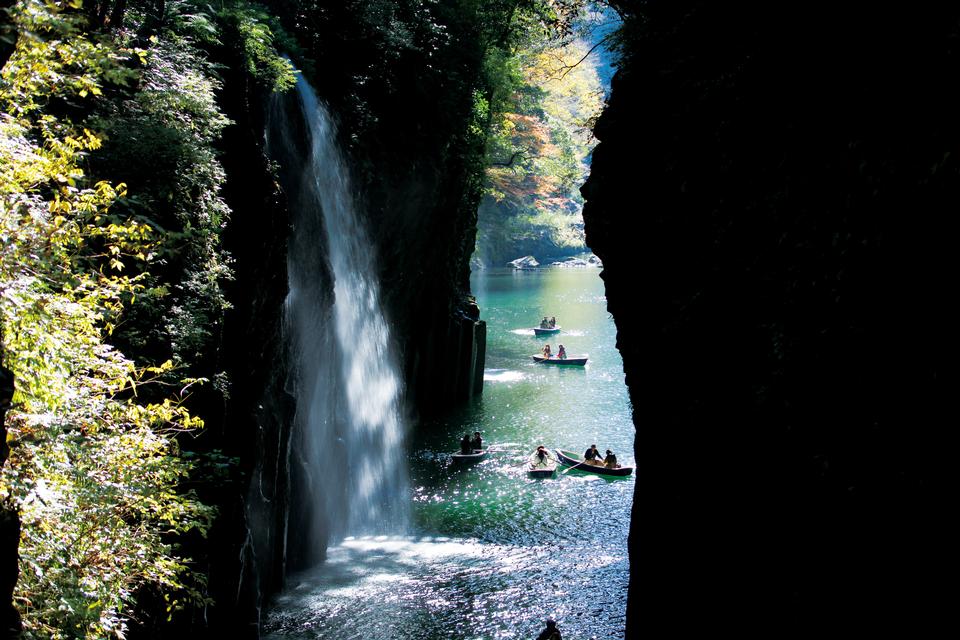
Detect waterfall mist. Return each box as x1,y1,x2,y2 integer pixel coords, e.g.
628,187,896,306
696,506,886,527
267,77,409,562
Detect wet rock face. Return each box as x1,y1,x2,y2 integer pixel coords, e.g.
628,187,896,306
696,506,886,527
194,8,490,632
583,3,954,635
284,5,489,418
339,91,487,417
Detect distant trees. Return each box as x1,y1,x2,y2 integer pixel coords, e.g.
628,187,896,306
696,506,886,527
476,9,606,266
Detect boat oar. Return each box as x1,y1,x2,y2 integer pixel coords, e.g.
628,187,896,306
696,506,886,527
483,448,516,455
560,457,589,474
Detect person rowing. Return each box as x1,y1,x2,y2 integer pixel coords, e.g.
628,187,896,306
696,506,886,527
530,445,554,468
583,444,604,466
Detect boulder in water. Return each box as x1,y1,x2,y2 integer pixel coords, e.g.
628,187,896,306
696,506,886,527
551,257,589,268
508,255,539,269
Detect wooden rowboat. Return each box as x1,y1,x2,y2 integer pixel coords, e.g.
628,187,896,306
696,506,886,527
528,462,557,478
451,449,487,464
555,449,633,477
533,326,561,336
532,355,588,366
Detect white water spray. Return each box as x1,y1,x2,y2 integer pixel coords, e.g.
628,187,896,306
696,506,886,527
276,77,409,542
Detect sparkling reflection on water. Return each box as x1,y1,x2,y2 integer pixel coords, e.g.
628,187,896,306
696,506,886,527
264,268,634,639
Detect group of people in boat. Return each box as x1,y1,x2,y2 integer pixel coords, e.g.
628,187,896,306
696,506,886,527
529,444,618,469
541,343,566,359
459,431,483,454
539,316,557,329
459,440,618,470
583,443,620,469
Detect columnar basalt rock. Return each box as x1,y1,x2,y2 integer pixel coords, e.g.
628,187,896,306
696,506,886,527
181,46,299,636
281,3,490,419
583,2,954,635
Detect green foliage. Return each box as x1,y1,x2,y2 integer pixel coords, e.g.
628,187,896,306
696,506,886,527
214,3,298,92
0,1,233,636
76,0,295,369
476,21,604,265
1,0,141,118
88,35,236,365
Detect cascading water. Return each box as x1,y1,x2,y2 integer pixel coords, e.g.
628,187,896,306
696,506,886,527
269,76,409,556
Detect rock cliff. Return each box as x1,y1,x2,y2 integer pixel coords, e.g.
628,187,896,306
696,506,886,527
192,6,492,633
583,2,954,634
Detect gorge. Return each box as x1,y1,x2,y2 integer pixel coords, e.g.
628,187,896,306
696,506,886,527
1,1,955,638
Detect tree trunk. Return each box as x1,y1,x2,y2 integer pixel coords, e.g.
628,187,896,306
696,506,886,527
1,0,17,72
0,351,21,636
109,0,126,31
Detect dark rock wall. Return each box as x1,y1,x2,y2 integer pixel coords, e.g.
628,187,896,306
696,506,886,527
0,0,15,72
583,2,955,634
185,52,297,636
284,0,489,416
188,5,491,633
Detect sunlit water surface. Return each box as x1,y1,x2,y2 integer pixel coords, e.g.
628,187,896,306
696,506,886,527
264,267,634,639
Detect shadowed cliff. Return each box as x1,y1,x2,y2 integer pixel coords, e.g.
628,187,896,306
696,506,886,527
583,2,955,634
280,1,489,415
194,4,495,633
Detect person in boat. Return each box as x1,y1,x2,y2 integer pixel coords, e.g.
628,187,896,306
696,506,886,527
471,431,483,451
549,316,556,328
584,444,604,466
460,433,473,455
604,449,620,468
531,445,554,468
535,619,562,640
542,344,552,358
557,344,567,359
540,317,549,329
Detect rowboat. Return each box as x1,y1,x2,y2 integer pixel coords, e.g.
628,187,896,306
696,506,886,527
533,326,561,336
451,449,487,464
555,449,633,477
528,462,557,478
532,355,588,366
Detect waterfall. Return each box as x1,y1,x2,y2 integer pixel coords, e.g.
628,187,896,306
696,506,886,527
268,77,409,554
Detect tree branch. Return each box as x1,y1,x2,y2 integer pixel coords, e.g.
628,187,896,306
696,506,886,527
489,150,527,167
549,33,614,81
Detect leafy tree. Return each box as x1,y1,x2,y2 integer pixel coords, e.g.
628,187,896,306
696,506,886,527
477,29,604,265
0,1,222,635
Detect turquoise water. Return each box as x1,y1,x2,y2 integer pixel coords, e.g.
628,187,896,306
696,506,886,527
264,267,634,639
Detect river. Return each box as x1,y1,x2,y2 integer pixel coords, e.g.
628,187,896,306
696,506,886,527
263,266,634,639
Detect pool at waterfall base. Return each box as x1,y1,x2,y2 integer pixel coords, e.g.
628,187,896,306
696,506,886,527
264,267,634,639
